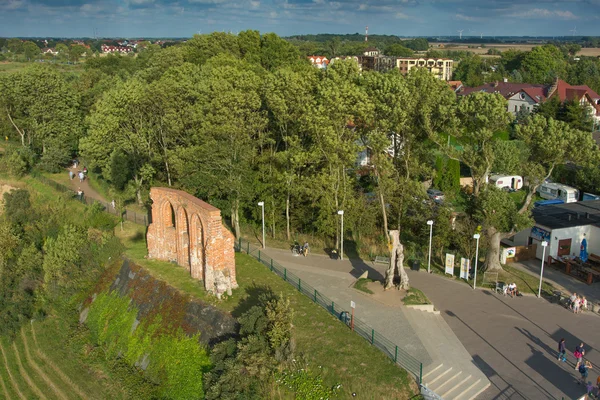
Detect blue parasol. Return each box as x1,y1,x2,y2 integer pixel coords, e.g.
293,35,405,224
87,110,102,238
580,238,588,263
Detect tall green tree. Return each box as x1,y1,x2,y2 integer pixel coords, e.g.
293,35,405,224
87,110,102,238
0,65,82,165
482,115,600,271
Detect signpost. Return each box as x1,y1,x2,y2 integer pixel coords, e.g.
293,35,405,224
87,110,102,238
445,253,455,276
460,257,470,280
350,301,355,331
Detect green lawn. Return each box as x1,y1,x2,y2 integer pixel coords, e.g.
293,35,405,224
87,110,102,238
117,222,417,399
425,259,555,296
403,287,431,305
353,278,375,294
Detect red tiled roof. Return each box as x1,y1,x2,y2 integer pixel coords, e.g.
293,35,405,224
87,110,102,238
521,87,546,103
549,79,600,102
459,82,545,98
572,85,600,100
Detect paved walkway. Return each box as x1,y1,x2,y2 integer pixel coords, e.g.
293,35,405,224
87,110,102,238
263,248,600,400
407,268,600,400
263,248,490,399
511,259,600,305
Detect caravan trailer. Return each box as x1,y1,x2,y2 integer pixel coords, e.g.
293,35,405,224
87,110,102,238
537,182,579,203
488,175,523,191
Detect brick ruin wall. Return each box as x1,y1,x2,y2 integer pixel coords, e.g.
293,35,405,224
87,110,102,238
146,187,237,297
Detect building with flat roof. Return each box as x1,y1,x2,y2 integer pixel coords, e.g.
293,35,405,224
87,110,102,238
396,57,453,81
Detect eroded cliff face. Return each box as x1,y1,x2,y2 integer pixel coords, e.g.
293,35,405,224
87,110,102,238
92,258,237,345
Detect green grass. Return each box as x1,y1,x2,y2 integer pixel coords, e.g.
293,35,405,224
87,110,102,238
426,259,555,297
354,278,375,294
402,288,431,305
118,222,416,399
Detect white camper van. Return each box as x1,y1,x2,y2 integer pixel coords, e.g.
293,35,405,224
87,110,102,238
489,175,523,191
537,182,579,203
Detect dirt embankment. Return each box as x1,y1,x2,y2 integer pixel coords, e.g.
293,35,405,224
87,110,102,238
87,258,237,345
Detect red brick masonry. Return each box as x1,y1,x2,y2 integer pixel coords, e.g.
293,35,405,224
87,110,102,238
147,187,237,296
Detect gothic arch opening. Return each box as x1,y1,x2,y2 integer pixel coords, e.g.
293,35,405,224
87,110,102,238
176,206,191,270
190,214,205,280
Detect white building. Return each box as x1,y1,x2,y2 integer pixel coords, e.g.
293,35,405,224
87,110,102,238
509,201,600,261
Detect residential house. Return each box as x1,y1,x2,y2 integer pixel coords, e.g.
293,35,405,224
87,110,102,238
101,45,133,54
41,48,58,56
459,78,600,125
396,57,454,81
307,55,329,69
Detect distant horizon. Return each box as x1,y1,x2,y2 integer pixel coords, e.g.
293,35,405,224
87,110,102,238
0,34,592,40
1,0,599,39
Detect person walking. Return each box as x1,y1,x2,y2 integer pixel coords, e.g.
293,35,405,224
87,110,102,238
69,170,74,180
575,343,585,371
78,171,84,182
569,292,577,310
578,361,592,385
574,297,581,314
111,199,116,210
557,338,566,362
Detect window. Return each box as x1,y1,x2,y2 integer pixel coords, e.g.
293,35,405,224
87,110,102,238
514,105,518,112
520,93,526,100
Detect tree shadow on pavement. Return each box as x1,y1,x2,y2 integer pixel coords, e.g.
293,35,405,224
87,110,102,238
524,343,585,400
444,310,562,399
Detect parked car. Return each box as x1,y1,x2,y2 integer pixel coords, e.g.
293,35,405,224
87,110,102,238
427,188,445,203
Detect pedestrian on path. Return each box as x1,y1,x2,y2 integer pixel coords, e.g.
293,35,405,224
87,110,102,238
111,199,116,210
77,188,83,201
557,338,566,362
69,170,74,180
578,361,592,385
575,343,585,370
78,171,84,182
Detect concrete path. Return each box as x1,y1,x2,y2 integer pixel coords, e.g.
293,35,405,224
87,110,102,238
262,248,490,399
511,259,600,305
407,268,600,400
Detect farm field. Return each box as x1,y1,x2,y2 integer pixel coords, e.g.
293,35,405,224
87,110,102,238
430,42,600,57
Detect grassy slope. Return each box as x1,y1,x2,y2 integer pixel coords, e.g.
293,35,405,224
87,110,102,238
117,222,416,399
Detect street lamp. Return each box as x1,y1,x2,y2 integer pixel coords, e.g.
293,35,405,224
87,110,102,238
337,210,344,260
473,233,481,290
427,220,434,273
538,240,549,298
257,201,265,249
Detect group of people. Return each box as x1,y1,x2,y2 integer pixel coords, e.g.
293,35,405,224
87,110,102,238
292,241,310,257
558,339,597,394
568,292,588,313
69,160,88,183
503,282,521,297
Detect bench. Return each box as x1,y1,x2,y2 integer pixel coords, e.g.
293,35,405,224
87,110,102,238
374,256,390,264
589,253,600,264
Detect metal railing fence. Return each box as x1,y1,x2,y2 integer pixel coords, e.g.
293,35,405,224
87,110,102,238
31,173,150,226
236,237,423,384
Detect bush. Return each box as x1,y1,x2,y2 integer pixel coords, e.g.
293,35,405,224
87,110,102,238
86,290,212,399
38,144,72,173
3,146,35,176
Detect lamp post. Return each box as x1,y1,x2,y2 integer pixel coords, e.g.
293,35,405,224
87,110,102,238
427,220,434,273
337,210,344,260
257,201,265,249
538,240,548,298
473,233,481,289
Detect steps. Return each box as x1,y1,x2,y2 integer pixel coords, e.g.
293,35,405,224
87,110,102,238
403,308,491,399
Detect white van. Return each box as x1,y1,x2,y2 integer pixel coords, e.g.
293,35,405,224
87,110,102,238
537,182,579,203
488,175,523,191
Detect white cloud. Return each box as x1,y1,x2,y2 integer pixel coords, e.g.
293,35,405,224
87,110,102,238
395,12,410,19
1,0,25,10
509,8,578,20
455,13,479,21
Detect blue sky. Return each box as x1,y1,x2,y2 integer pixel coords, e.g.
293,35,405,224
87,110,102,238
0,0,598,38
